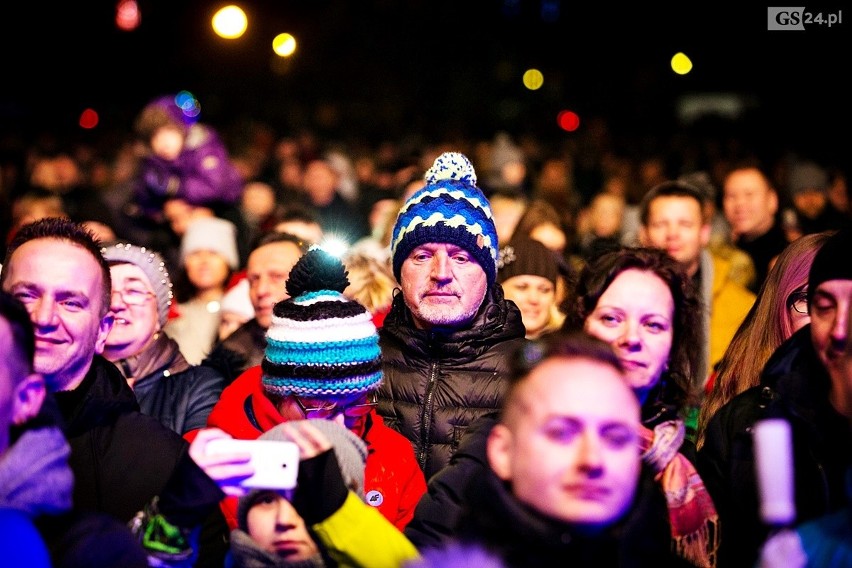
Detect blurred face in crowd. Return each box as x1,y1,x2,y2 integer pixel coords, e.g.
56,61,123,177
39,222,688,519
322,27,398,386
247,242,303,329
184,250,230,293
104,263,160,361
2,239,112,392
502,275,556,339
0,315,46,454
786,285,811,335
301,160,338,206
584,269,674,404
809,279,852,409
641,195,709,277
163,199,214,237
274,220,323,246
245,491,319,561
723,168,778,240
401,243,488,331
841,301,852,418
488,356,641,529
150,125,184,161
793,189,828,220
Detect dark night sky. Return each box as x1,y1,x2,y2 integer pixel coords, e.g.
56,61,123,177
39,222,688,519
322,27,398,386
1,1,848,163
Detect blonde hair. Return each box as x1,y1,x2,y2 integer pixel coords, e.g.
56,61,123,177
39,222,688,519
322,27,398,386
342,253,398,316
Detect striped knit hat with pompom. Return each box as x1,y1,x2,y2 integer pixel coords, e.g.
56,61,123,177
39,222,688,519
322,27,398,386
391,151,499,287
261,247,383,398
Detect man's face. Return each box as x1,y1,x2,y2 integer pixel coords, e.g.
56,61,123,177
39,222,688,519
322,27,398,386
809,279,852,394
488,357,641,528
247,242,303,329
400,243,488,331
723,168,778,239
245,491,319,560
793,190,827,220
640,196,709,276
2,239,112,391
104,263,160,361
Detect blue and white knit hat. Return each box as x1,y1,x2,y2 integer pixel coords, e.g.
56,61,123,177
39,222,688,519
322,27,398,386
261,248,383,398
390,152,499,286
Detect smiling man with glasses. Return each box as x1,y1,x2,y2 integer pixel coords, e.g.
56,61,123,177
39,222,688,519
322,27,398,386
205,247,426,533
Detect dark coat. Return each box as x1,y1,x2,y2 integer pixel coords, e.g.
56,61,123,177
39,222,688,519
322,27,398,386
377,285,526,479
117,333,226,436
53,356,223,526
452,448,688,567
697,325,852,567
203,318,267,385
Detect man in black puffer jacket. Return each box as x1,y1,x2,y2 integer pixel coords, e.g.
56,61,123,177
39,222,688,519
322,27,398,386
377,152,526,480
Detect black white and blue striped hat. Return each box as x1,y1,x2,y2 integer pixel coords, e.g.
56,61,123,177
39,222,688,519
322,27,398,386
261,248,382,398
390,152,498,286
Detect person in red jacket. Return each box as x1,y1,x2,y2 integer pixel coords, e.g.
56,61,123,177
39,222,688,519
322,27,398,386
205,247,426,532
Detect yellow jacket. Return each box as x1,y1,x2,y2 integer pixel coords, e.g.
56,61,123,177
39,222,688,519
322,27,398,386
705,252,756,379
313,492,420,568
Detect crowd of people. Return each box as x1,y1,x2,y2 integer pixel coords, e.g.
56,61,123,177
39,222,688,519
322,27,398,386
0,93,851,567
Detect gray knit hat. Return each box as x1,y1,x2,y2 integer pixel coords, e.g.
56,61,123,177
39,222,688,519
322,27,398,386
101,242,173,327
236,419,368,531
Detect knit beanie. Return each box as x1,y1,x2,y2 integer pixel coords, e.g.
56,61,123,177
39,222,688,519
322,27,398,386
788,160,829,196
497,237,560,287
180,216,240,270
808,226,852,305
390,152,498,287
236,419,369,531
261,248,383,398
101,242,173,327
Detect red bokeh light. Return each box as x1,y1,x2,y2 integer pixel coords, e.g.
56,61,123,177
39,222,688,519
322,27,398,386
557,110,580,132
79,108,99,129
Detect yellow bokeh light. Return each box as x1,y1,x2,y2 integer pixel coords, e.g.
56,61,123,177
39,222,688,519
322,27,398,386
671,52,693,75
523,69,544,90
273,33,297,57
212,5,248,39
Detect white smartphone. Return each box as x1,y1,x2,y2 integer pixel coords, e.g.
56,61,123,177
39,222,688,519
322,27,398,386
206,438,300,490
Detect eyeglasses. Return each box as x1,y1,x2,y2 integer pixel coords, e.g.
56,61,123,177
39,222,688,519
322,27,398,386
292,394,377,420
111,287,155,306
786,288,808,315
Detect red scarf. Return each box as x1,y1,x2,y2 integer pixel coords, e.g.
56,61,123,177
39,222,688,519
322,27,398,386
641,420,720,568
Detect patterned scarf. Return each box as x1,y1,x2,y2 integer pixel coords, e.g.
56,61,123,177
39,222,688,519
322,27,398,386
641,419,719,568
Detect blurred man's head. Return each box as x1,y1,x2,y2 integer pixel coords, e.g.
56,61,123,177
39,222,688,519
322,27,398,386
639,181,710,277
0,291,47,453
1,218,113,392
788,161,829,220
391,152,498,331
807,228,852,412
245,233,306,329
722,166,779,240
487,334,641,531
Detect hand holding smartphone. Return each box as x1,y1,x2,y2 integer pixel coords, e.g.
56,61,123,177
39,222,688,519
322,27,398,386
205,438,300,491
